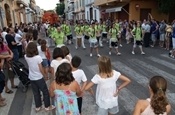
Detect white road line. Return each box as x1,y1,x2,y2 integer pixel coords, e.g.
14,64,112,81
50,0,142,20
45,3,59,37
160,54,175,61
147,56,175,70
131,59,175,108
113,61,175,109
131,59,175,85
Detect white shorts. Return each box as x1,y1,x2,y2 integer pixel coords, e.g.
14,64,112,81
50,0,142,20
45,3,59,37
97,106,119,115
56,44,65,48
160,34,165,41
89,38,98,48
172,38,175,49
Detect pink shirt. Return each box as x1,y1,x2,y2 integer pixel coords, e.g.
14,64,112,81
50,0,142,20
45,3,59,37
141,98,167,115
0,43,9,54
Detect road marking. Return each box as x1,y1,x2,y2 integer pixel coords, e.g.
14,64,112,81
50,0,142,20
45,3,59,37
131,59,175,108
147,56,175,70
131,59,175,84
160,54,175,61
113,61,175,109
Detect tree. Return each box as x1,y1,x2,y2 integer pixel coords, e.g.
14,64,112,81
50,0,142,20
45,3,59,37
56,3,65,16
157,0,175,14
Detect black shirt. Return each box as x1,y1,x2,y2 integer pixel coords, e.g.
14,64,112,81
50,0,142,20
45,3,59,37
5,34,17,50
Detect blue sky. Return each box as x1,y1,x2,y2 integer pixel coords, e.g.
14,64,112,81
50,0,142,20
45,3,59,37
35,0,59,10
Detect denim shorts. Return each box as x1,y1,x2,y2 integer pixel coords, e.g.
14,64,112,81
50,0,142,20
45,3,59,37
97,106,119,115
41,59,49,67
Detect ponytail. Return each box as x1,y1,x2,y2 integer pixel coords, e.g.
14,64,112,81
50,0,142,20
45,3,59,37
151,88,168,114
40,39,47,52
149,76,168,114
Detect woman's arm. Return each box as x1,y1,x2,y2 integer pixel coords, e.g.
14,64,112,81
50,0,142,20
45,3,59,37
84,82,94,91
38,63,46,77
49,81,55,98
114,75,131,96
74,81,82,97
166,104,171,114
133,100,142,115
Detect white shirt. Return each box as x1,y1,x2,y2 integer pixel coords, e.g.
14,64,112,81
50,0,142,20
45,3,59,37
91,70,121,109
1,31,7,43
72,69,87,85
25,55,43,80
37,46,47,59
15,33,22,45
51,59,69,75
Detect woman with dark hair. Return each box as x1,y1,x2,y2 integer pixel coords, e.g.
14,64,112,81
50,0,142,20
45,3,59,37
25,42,55,112
50,47,69,78
49,63,82,115
133,76,171,115
61,46,72,62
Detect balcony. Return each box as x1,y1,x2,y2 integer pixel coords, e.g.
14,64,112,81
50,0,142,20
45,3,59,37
94,0,130,6
16,0,28,7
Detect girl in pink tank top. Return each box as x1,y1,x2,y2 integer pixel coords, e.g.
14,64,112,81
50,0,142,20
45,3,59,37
133,76,171,115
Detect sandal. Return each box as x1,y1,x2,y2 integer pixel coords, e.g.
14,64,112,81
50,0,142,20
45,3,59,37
12,86,18,89
5,90,13,94
0,98,6,101
35,107,42,112
45,105,55,111
0,101,6,107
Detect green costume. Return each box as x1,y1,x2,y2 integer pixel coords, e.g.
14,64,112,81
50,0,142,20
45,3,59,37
132,27,142,41
52,31,65,45
109,28,118,42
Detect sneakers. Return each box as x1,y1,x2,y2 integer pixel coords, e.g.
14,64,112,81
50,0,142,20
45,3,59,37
109,52,111,55
119,44,123,47
35,107,42,112
132,51,135,55
117,52,121,56
45,105,55,111
97,54,101,57
141,52,145,55
90,53,92,57
75,46,78,50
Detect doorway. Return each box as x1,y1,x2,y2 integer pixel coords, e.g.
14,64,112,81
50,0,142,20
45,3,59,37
140,8,151,21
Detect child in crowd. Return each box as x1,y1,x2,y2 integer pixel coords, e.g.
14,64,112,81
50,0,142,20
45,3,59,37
61,46,72,62
125,26,133,44
49,63,82,115
50,47,69,79
71,56,87,114
0,37,12,71
37,39,50,80
25,42,55,112
85,56,131,115
108,23,121,56
133,76,171,115
131,22,145,55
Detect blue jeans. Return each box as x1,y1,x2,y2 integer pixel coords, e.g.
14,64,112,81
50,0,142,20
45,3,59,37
11,49,19,61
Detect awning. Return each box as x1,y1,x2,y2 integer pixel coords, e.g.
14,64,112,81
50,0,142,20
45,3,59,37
106,6,123,13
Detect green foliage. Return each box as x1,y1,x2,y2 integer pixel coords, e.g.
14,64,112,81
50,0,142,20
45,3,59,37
157,0,175,14
56,3,65,16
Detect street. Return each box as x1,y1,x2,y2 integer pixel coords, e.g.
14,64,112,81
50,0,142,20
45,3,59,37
0,36,175,115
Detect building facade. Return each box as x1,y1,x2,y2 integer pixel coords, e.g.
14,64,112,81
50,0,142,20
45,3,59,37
0,0,41,28
74,0,85,20
85,0,100,22
67,0,74,20
94,0,173,22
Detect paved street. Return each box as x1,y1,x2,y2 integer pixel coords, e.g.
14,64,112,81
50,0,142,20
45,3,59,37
0,35,175,115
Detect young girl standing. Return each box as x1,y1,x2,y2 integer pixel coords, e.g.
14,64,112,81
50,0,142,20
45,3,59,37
85,56,131,115
25,42,55,112
49,63,82,115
